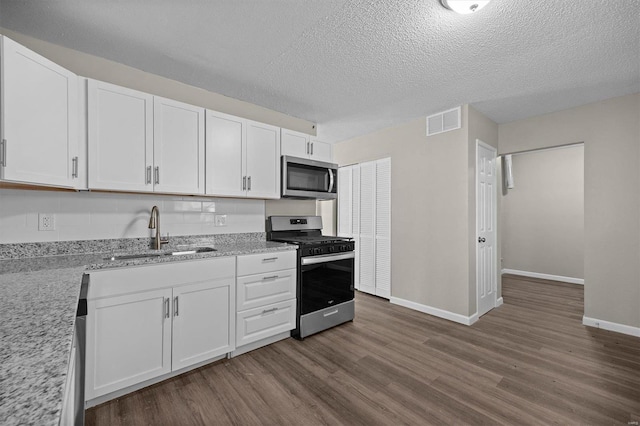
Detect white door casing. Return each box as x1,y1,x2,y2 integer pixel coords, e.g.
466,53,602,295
477,140,498,317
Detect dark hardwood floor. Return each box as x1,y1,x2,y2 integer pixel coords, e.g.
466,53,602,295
86,275,640,425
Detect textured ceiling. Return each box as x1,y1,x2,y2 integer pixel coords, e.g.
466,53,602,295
1,0,639,142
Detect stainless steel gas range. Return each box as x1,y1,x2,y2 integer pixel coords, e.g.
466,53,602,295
267,216,355,339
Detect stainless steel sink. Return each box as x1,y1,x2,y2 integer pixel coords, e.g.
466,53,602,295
105,247,216,261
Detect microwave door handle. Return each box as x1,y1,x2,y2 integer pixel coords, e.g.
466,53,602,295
328,169,335,193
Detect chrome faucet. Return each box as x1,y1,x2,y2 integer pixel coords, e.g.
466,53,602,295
148,205,169,250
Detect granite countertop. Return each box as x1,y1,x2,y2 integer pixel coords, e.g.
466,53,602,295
0,237,296,426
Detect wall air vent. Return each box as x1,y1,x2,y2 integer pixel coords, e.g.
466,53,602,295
426,106,461,136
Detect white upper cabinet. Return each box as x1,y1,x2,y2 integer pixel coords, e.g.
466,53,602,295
280,129,309,158
245,120,280,199
309,139,332,162
0,36,81,189
88,80,205,194
281,129,332,163
206,111,280,199
88,79,153,192
153,97,205,195
205,111,245,197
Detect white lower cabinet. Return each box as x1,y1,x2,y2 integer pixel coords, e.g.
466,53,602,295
232,251,297,356
85,257,235,402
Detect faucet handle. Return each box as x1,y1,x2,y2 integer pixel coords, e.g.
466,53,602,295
160,233,170,245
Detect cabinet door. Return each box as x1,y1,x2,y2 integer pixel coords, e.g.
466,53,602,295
172,278,235,371
88,79,153,192
153,97,205,195
85,288,172,400
280,129,309,158
205,111,245,197
1,36,78,188
245,120,280,199
309,139,332,163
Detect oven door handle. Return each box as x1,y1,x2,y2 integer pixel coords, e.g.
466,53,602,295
301,251,355,265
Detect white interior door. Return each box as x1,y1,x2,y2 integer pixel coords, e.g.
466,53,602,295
477,140,497,317
358,162,376,295
375,158,391,299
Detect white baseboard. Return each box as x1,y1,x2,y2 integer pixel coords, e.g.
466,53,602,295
496,297,504,307
582,316,640,338
390,297,478,326
502,269,584,285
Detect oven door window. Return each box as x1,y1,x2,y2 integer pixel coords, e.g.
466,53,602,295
287,163,332,193
300,258,354,315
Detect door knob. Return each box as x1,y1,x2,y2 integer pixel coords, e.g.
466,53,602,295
478,237,486,243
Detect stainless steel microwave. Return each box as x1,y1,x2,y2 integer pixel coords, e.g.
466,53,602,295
281,156,338,200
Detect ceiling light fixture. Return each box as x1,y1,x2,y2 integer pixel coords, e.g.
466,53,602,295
440,0,491,14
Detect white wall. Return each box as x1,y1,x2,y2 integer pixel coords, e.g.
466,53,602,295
334,106,498,319
0,189,265,243
499,93,639,331
501,145,584,280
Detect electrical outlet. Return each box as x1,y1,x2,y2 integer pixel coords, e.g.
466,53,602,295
214,215,227,227
38,213,56,231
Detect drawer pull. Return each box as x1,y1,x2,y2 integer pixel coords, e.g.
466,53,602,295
262,275,279,280
262,307,278,315
324,309,339,317
261,257,278,262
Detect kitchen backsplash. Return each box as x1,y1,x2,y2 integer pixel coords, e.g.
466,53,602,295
0,189,266,244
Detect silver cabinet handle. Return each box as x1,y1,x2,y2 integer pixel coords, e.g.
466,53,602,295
323,309,339,317
243,176,246,190
310,142,314,156
0,139,6,167
71,156,79,178
306,141,309,155
174,296,179,317
154,166,159,185
164,298,170,319
262,275,279,280
146,166,152,184
262,257,278,262
247,176,251,191
262,307,278,315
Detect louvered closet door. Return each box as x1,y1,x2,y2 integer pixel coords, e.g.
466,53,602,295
351,165,361,291
358,162,376,295
375,158,391,299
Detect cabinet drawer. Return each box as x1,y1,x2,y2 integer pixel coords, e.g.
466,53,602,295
237,268,296,311
237,250,296,276
236,299,296,347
